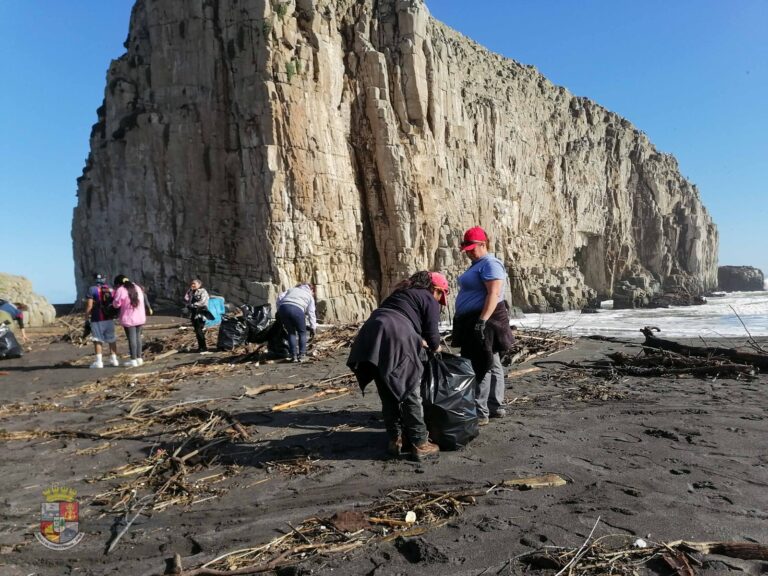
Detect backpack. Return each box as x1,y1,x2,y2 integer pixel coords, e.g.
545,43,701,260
98,285,118,320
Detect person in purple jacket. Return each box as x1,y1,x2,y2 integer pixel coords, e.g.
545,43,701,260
347,271,450,462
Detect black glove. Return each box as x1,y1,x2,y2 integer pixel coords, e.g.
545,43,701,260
308,327,316,339
474,319,487,341
82,320,91,339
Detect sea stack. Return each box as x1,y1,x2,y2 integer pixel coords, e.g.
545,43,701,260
72,0,718,321
718,266,765,292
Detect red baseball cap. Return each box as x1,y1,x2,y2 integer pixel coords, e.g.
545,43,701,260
429,272,450,306
460,226,488,250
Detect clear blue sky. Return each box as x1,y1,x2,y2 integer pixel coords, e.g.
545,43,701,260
1,1,765,304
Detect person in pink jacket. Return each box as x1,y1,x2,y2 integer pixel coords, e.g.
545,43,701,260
112,274,147,367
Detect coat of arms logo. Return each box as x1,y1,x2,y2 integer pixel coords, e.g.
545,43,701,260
35,486,84,550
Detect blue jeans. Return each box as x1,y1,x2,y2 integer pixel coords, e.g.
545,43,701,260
277,304,307,358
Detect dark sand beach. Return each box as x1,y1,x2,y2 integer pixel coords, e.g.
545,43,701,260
1,318,767,575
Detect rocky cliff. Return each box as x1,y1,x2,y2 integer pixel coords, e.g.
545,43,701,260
72,0,718,320
718,266,765,292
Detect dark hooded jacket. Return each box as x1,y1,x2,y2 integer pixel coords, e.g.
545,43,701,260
347,288,440,400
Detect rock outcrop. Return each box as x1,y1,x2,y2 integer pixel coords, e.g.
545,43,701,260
0,273,57,326
718,266,765,292
72,0,718,321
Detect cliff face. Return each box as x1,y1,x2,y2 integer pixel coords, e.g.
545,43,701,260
73,0,718,320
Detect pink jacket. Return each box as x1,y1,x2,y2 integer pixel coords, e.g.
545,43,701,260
113,285,147,327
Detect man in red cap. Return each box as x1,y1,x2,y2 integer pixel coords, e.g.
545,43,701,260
452,227,515,425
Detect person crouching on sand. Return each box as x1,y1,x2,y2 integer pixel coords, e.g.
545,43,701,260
347,271,449,462
112,275,147,367
276,283,317,363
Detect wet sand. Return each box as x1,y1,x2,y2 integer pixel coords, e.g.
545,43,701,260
1,320,767,575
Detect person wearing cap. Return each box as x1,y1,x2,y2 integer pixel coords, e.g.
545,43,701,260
84,274,119,368
453,226,515,425
275,283,317,363
347,270,449,462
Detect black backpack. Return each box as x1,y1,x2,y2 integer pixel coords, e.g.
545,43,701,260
98,285,118,320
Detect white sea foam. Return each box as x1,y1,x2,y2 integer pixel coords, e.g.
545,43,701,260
516,291,768,338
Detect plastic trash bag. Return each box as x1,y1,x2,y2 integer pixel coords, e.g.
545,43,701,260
245,304,273,343
265,320,291,359
421,352,478,450
216,317,247,351
205,296,226,328
0,324,23,359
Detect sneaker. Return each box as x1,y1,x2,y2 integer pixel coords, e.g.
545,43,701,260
199,350,213,355
297,356,308,363
478,416,490,426
109,356,119,367
290,356,299,363
89,360,104,369
122,359,138,368
410,441,440,462
387,436,403,457
137,358,144,366
490,409,507,418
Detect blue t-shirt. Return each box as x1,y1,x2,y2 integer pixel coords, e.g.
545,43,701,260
455,255,507,315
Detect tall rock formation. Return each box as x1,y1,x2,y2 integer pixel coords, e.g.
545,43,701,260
718,266,765,292
72,0,718,321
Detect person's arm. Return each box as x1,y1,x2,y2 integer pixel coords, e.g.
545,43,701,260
422,296,441,351
197,288,209,308
306,295,317,331
85,298,94,320
479,279,503,322
112,287,125,310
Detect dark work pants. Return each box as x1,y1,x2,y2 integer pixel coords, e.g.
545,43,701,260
123,326,143,360
192,315,208,351
277,304,307,358
374,379,427,447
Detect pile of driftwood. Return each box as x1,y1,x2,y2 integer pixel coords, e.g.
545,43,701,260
154,475,569,575
163,489,478,575
89,405,252,556
541,327,767,381
503,328,575,365
309,324,360,358
519,518,768,575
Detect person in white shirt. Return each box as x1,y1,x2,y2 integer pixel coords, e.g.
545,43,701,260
276,283,317,362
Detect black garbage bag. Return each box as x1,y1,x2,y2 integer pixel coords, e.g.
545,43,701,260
421,352,478,450
265,319,291,359
0,325,23,359
245,304,273,343
217,316,247,351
